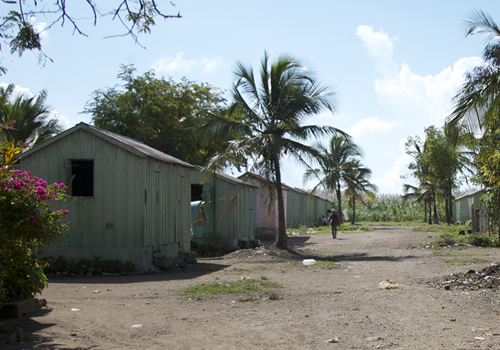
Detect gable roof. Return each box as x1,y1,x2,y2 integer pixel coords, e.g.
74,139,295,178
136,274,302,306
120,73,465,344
194,166,258,188
20,122,194,168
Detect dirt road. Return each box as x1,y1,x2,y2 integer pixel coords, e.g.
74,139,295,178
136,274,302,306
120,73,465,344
4,226,500,349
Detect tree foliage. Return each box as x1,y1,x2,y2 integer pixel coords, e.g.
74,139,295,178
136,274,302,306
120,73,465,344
342,159,377,224
85,64,229,165
446,10,500,240
202,52,344,249
0,84,62,146
304,135,364,224
404,126,471,224
0,1,181,72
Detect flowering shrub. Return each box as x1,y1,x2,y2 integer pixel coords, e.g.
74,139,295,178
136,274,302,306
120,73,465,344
0,154,68,301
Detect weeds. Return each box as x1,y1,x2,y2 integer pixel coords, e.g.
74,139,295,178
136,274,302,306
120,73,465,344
180,279,281,298
442,258,491,265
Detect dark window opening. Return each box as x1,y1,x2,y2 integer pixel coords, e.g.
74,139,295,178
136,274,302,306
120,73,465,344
71,160,94,197
191,184,203,201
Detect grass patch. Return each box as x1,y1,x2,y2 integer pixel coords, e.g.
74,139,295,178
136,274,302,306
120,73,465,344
359,220,424,226
226,267,267,274
180,278,281,298
314,260,338,269
308,223,373,235
441,257,491,265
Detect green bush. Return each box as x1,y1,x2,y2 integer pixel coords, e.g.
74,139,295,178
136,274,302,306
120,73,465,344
466,234,498,247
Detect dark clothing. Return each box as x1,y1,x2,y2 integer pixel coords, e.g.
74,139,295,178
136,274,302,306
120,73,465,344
329,212,340,238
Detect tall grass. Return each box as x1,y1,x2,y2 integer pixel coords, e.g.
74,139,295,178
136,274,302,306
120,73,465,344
354,194,446,223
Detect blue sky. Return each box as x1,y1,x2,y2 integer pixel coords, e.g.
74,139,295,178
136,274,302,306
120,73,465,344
1,1,498,194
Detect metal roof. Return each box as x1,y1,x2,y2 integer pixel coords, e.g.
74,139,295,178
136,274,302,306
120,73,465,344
21,122,194,168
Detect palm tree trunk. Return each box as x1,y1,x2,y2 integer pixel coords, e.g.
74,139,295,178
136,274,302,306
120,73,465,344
424,200,427,223
433,193,439,224
428,199,432,225
497,190,500,247
273,155,287,249
445,197,449,225
336,182,342,224
448,192,453,224
351,193,356,224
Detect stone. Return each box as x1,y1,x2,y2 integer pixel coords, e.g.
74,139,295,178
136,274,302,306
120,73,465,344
179,250,197,264
153,253,173,269
0,298,37,318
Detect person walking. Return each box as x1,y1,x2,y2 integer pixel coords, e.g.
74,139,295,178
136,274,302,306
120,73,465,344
329,210,340,239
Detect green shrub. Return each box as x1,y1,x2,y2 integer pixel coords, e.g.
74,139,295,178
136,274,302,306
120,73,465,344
466,234,498,247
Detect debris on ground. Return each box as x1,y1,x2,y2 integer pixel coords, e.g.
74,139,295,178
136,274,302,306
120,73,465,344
379,280,399,289
430,263,500,290
303,259,316,266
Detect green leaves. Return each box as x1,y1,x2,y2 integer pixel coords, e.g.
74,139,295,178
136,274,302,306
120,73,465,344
86,64,227,165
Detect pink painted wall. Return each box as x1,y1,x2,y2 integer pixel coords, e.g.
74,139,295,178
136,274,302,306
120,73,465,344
244,175,287,230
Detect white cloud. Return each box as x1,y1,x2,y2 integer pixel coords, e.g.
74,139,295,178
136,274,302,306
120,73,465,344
29,16,49,40
0,83,34,100
345,116,398,139
152,52,223,74
372,152,413,195
374,57,483,121
356,25,397,77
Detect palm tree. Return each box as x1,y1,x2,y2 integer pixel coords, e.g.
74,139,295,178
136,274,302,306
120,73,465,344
0,84,62,145
342,160,377,224
446,11,500,237
203,52,346,249
303,135,360,224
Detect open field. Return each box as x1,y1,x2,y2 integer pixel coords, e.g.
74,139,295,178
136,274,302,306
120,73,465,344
4,226,500,349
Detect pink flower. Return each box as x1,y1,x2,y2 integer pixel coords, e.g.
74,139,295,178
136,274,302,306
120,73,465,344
29,216,36,223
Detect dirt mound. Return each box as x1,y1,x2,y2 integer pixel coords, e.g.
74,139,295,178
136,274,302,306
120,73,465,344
430,263,500,290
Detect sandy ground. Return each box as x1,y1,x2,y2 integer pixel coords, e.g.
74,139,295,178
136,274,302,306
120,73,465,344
4,226,500,349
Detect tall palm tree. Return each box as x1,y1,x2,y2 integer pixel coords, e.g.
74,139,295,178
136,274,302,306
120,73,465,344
342,160,377,224
203,52,346,249
0,84,62,146
446,11,500,237
303,135,360,224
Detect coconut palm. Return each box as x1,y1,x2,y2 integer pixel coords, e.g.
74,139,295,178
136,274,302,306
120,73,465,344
342,160,377,224
203,52,346,249
303,135,361,224
0,84,62,145
446,11,500,235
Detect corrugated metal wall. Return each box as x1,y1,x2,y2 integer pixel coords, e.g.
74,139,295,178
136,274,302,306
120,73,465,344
191,171,256,248
286,188,334,228
286,189,307,228
453,190,485,224
21,128,191,254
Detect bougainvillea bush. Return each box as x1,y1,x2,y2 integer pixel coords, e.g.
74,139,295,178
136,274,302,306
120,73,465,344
0,167,68,302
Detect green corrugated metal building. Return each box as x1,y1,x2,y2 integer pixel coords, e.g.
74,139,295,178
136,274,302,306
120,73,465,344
453,189,485,224
283,184,335,228
19,123,194,269
191,168,257,250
